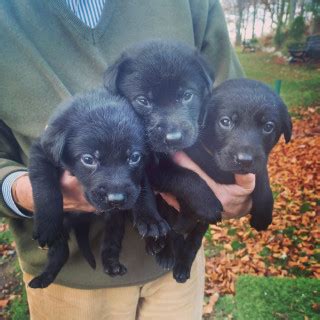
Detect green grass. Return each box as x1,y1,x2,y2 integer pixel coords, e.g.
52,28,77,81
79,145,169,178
234,276,320,319
212,276,320,319
0,228,14,245
0,219,29,319
231,240,246,251
237,49,320,108
0,218,13,244
3,259,29,320
6,288,29,320
204,241,224,258
3,258,29,320
0,220,15,268
211,295,237,319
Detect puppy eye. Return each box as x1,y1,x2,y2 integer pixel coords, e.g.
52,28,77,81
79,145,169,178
136,96,151,108
128,152,142,166
81,154,97,167
219,116,233,129
182,92,193,102
263,121,275,134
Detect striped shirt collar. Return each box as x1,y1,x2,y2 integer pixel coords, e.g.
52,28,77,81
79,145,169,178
65,0,106,28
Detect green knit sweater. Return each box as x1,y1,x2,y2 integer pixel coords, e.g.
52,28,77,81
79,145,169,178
0,0,244,289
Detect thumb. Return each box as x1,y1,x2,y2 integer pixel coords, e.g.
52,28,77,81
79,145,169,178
234,174,255,192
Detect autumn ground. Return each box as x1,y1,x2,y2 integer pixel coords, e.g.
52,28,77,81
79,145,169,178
0,50,319,319
203,50,320,319
203,106,320,319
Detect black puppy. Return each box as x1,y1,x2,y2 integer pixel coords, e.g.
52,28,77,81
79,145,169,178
104,40,292,282
187,79,292,228
29,89,169,288
103,40,224,281
162,78,292,282
104,40,223,226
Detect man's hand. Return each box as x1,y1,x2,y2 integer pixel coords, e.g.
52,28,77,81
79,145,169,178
161,151,255,219
12,171,95,213
12,152,255,218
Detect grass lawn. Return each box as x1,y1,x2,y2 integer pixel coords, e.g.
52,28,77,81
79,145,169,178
213,276,320,320
237,49,320,109
0,220,29,319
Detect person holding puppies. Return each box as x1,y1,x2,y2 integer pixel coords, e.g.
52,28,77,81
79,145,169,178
0,1,255,319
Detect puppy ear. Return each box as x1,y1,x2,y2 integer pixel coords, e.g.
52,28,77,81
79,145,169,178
194,51,215,96
279,101,292,143
195,53,214,126
103,54,130,94
40,102,73,165
40,124,67,165
198,104,208,127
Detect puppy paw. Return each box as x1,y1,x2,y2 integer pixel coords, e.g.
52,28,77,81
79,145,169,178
103,261,127,277
250,216,272,231
173,263,191,283
145,237,166,256
33,217,63,248
173,214,197,234
187,195,223,224
28,273,55,289
135,215,170,239
156,247,175,270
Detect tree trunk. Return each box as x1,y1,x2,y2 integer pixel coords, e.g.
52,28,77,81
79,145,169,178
277,0,286,30
312,16,320,34
244,5,250,40
299,0,305,16
252,0,258,39
235,1,244,45
261,4,267,36
275,0,286,48
289,0,297,25
270,0,277,29
284,0,290,26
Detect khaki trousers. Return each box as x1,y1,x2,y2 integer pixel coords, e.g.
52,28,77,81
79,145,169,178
23,248,205,320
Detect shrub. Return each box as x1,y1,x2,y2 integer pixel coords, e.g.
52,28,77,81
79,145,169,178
289,16,306,41
274,30,287,48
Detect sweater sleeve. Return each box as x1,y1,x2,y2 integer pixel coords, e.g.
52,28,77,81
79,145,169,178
0,120,28,218
190,0,245,84
2,171,32,218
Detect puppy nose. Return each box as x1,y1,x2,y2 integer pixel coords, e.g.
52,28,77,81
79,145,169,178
107,193,126,207
165,131,182,144
236,153,253,167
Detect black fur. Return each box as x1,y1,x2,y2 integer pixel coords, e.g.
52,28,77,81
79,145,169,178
166,79,292,282
186,78,292,229
28,89,169,288
104,40,223,225
104,41,291,283
103,40,223,283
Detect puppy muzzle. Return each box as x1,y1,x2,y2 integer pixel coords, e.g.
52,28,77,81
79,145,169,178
88,185,140,211
148,123,197,152
106,193,126,208
215,149,266,174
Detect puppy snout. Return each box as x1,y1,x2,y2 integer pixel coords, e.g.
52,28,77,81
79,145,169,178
235,153,253,167
148,119,197,152
165,131,182,144
107,193,126,208
98,185,106,193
